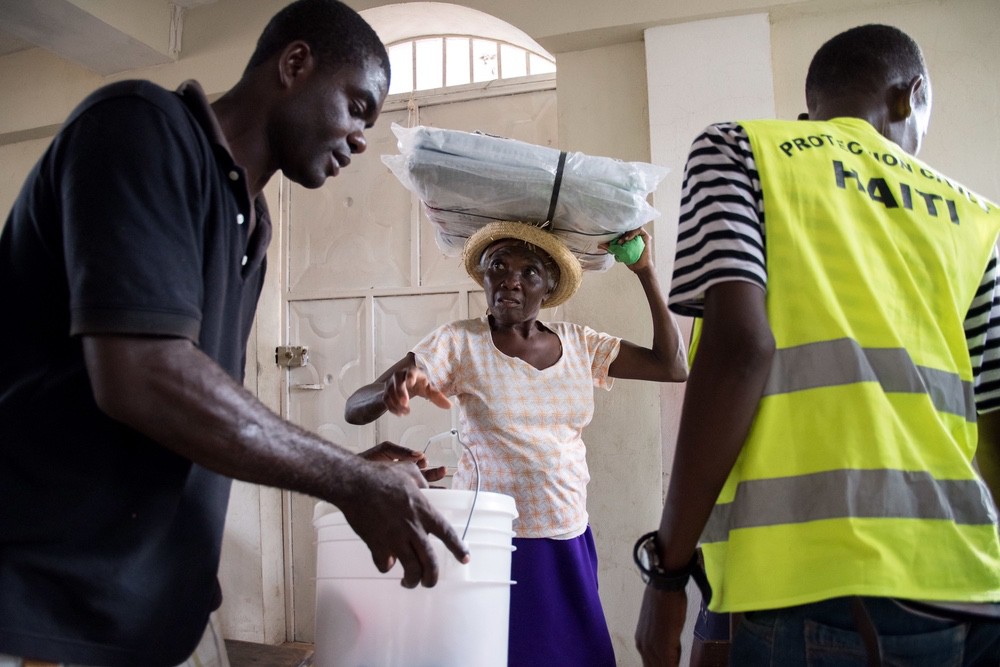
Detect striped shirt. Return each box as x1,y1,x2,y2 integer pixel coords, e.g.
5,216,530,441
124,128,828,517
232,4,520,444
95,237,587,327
669,122,1000,412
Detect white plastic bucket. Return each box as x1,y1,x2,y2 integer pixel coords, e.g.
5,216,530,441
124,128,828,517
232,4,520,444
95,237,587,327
313,488,517,667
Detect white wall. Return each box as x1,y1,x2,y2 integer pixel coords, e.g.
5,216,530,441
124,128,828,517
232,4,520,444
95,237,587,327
556,40,665,663
769,0,1000,197
643,13,775,660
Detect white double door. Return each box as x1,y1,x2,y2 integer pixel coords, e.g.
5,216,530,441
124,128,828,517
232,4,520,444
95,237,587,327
282,82,557,642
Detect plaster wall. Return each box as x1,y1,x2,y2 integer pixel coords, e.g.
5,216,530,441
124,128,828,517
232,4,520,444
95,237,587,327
555,40,663,662
769,0,1000,198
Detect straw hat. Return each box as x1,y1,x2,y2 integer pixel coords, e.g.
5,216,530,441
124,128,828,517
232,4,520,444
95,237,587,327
463,222,583,308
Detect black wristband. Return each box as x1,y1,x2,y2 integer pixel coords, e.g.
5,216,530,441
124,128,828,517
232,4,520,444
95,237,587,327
633,531,713,603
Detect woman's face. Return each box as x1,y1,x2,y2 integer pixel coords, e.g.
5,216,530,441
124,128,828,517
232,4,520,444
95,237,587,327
481,241,556,322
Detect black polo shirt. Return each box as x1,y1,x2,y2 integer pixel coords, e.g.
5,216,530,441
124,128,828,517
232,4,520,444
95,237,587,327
0,80,270,665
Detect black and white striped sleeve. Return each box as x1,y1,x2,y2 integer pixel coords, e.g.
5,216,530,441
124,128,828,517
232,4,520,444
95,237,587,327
668,123,766,317
967,247,1000,412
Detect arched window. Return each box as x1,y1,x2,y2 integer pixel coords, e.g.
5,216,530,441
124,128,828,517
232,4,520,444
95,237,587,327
387,36,556,95
362,3,556,97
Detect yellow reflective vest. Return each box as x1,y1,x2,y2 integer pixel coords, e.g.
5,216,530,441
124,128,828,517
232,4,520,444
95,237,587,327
700,117,1000,612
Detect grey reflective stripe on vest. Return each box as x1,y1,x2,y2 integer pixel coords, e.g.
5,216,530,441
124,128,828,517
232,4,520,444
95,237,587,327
702,469,998,544
763,338,975,422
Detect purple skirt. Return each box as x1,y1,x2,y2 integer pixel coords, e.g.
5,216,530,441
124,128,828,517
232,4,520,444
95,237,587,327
507,526,616,667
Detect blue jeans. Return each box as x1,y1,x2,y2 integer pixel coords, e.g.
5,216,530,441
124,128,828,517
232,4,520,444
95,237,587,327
730,597,1000,666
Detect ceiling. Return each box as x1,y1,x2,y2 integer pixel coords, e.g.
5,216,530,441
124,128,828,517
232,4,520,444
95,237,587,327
0,31,32,58
0,0,218,76
0,0,551,78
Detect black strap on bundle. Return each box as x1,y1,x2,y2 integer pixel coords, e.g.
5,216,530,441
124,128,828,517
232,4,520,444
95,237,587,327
544,151,568,225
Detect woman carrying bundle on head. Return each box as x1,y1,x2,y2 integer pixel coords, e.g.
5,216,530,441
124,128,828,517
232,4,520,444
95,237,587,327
344,221,687,667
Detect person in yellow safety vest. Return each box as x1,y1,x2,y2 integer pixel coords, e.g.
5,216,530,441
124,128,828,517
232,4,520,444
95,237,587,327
634,23,1000,667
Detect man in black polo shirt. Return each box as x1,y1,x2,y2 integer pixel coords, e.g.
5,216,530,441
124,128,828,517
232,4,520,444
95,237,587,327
0,1,468,665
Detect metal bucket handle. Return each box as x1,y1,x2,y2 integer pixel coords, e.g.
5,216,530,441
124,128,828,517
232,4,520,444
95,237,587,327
423,429,480,541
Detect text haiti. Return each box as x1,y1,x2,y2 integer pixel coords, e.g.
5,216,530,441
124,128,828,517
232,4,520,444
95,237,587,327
779,132,995,221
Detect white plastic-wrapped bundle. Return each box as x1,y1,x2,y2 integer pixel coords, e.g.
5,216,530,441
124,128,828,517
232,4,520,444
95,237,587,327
381,123,670,271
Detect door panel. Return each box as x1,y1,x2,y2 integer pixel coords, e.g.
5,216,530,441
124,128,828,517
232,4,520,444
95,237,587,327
285,86,556,643
285,291,465,642
284,297,367,647
287,108,412,297
372,292,464,449
287,297,366,445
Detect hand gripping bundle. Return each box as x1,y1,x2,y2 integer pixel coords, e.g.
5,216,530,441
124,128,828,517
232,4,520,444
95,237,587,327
381,123,670,271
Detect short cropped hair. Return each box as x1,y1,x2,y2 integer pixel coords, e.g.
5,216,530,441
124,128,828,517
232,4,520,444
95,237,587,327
246,0,390,82
806,24,928,110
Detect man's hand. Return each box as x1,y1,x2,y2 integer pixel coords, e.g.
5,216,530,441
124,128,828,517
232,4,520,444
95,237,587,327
635,586,688,666
337,458,469,588
383,366,452,416
359,441,447,483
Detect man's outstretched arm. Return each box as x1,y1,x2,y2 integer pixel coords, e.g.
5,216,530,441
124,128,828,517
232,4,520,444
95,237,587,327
84,334,468,588
636,281,774,666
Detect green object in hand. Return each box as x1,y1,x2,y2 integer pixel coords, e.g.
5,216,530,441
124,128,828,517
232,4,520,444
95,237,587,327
608,235,645,265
